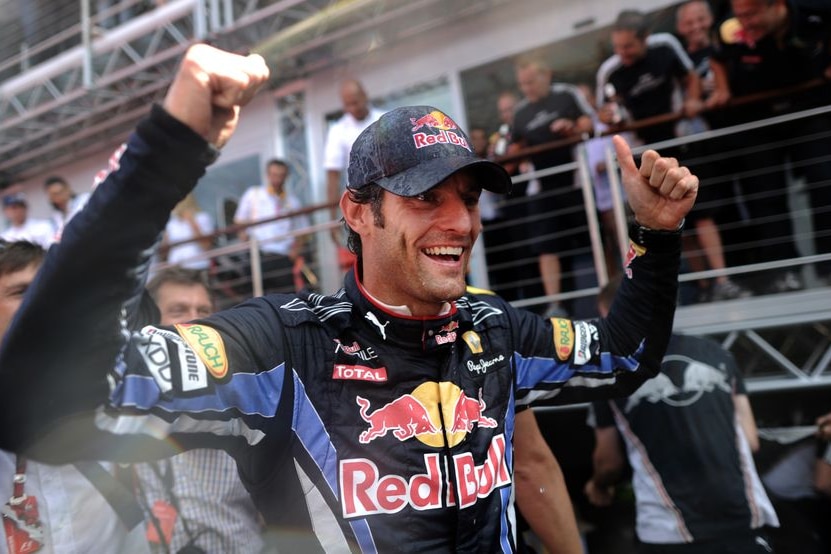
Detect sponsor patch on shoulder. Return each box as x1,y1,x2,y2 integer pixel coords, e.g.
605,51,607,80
463,331,483,354
175,323,229,379
550,318,574,361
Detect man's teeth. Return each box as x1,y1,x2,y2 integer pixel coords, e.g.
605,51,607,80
424,246,463,256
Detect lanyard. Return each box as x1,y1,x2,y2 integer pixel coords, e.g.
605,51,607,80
3,456,44,554
10,456,26,506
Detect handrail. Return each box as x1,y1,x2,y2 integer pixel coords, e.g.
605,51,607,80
161,200,337,253
495,77,828,165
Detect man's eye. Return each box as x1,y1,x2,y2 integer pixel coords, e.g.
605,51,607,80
464,194,480,207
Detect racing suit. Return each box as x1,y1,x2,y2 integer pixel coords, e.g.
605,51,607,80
0,106,681,553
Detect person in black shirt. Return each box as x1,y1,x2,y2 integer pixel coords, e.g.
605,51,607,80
595,10,703,146
511,57,594,317
674,0,752,302
709,0,831,290
586,277,778,553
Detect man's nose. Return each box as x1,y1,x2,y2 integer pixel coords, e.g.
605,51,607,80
436,195,473,232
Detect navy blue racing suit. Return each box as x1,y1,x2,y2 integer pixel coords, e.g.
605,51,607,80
0,105,682,552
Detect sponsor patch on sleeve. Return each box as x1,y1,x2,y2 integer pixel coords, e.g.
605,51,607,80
550,318,574,361
623,241,647,279
137,331,174,394
572,321,598,366
175,323,229,379
140,325,208,392
719,17,744,44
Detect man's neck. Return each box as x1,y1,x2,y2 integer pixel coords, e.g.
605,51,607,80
357,271,452,317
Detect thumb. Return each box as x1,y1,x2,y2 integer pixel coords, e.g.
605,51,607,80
612,134,638,177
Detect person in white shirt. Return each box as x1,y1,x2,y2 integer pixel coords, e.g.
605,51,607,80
1,194,54,248
43,177,91,239
324,80,384,245
234,159,309,294
162,193,214,271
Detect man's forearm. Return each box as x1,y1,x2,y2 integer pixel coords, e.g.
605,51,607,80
514,410,582,554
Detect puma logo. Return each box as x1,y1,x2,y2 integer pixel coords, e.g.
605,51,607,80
365,312,390,340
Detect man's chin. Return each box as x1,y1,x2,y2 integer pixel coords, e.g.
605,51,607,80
431,281,467,303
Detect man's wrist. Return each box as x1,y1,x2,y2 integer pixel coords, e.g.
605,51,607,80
629,219,684,249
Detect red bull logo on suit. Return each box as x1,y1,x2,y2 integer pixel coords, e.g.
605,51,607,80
342,382,508,518
355,382,497,448
340,434,510,517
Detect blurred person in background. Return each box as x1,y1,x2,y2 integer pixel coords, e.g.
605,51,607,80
161,193,214,271
708,0,831,292
511,56,594,317
0,240,149,554
234,159,309,294
132,266,264,554
673,1,753,303
324,79,384,249
1,193,54,249
586,278,777,554
44,176,90,241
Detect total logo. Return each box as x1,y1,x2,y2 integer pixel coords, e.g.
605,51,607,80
355,382,497,447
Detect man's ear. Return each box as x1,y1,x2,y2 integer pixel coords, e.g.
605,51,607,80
340,189,371,234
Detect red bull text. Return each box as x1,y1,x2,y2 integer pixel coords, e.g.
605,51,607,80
340,434,510,517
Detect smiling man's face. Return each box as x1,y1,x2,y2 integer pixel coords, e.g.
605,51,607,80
354,171,482,315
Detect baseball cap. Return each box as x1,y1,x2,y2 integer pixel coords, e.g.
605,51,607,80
2,193,26,207
347,106,511,197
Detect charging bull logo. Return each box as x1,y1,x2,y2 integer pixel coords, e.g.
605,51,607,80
356,382,498,447
410,110,470,151
410,110,458,131
450,390,498,433
625,355,732,411
356,395,439,444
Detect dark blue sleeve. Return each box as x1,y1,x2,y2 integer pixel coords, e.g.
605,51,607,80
0,105,216,461
513,224,681,406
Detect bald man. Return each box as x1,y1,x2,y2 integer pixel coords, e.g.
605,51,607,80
324,79,384,244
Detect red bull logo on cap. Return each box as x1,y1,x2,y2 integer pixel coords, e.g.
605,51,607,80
355,382,498,448
410,110,458,132
409,110,470,152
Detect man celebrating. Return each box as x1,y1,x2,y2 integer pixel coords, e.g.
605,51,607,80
0,45,696,552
